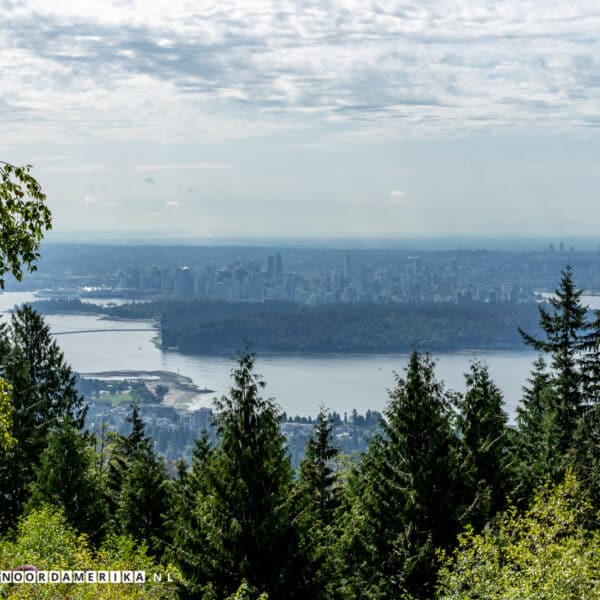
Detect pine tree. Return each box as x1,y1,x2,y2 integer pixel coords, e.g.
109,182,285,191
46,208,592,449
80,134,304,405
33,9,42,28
569,403,600,508
26,418,109,543
172,352,301,598
0,305,86,530
297,411,340,598
454,361,510,530
578,309,600,406
107,403,170,557
519,265,588,453
338,352,459,599
299,410,339,526
513,355,563,499
168,431,216,598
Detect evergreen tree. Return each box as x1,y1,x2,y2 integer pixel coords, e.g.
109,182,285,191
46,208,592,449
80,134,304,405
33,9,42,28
578,309,600,406
513,355,563,498
338,352,459,599
569,403,600,508
168,431,216,599
113,404,170,557
454,361,509,530
172,352,302,598
26,418,109,543
519,265,588,453
297,410,340,598
0,305,86,530
299,410,339,526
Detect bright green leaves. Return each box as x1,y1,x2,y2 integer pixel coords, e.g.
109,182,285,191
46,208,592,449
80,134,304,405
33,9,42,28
437,472,600,600
0,162,52,289
0,378,15,451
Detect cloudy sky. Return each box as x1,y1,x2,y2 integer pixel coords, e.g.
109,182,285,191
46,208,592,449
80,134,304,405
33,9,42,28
2,0,600,239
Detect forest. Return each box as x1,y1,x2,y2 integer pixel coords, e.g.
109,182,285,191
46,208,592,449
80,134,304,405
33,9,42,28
32,297,543,353
2,266,600,598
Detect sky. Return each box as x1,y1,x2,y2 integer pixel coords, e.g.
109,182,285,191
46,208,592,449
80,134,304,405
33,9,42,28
2,0,600,240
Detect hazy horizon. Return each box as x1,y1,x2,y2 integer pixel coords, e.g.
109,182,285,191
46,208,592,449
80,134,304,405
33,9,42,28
3,2,600,238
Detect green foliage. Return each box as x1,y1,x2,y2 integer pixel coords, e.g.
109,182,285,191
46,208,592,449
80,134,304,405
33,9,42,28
437,471,600,599
299,410,340,526
153,299,541,353
513,355,560,498
454,361,510,530
0,506,178,599
109,404,170,558
0,305,86,531
0,162,52,289
579,308,600,404
0,378,15,451
519,265,589,453
225,580,269,600
569,403,600,507
26,419,109,543
171,353,302,598
296,411,341,598
337,352,460,599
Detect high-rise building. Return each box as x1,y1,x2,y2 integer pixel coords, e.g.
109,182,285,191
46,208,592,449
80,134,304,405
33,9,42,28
275,253,282,277
267,255,275,279
174,266,194,297
343,252,350,283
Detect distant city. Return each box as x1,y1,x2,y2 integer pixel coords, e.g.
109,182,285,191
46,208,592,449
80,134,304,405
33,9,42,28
9,241,600,305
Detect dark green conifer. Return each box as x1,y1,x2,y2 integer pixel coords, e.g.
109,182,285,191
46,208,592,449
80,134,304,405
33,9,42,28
338,352,459,599
0,305,86,530
297,410,340,598
578,309,600,406
513,355,563,498
454,361,510,529
108,403,170,557
299,410,339,526
519,265,588,452
168,431,215,599
172,352,301,598
26,418,109,543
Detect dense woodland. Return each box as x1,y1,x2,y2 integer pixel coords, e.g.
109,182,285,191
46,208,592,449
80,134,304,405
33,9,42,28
32,297,543,353
2,266,600,598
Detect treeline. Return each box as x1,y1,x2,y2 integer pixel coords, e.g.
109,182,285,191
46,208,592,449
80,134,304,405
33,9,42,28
4,267,600,597
28,298,104,314
29,296,545,352
108,298,542,353
160,301,544,353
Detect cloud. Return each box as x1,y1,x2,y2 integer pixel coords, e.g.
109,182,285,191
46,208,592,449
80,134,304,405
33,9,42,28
133,162,233,171
165,200,179,207
43,164,114,173
83,192,97,206
390,190,405,198
3,1,600,142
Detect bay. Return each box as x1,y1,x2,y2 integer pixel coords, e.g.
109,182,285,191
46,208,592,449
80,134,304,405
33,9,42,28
0,292,547,419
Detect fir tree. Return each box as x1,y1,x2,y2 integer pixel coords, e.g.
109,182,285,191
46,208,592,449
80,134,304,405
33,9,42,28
297,410,340,598
519,265,588,452
578,309,600,406
168,431,216,599
454,361,510,530
26,418,109,543
107,403,170,557
513,355,563,498
299,410,339,527
338,352,459,599
172,352,302,598
569,403,600,508
0,305,86,530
